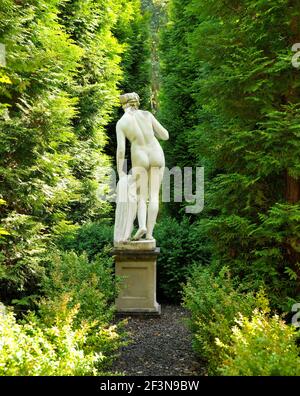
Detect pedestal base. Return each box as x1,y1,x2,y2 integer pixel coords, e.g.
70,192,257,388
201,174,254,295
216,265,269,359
113,241,160,316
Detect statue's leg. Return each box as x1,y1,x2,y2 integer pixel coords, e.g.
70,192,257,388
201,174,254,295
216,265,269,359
146,166,164,240
132,166,148,240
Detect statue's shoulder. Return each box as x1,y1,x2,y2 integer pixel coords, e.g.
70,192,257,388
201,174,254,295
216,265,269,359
116,116,126,128
139,110,152,119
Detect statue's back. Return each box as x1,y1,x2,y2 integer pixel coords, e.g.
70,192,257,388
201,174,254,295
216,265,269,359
120,110,155,146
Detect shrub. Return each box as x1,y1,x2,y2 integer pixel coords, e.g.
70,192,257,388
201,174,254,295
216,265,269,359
0,248,126,376
218,309,300,376
0,300,99,376
0,214,48,304
182,265,268,374
41,250,116,324
40,250,126,371
55,221,113,260
38,293,124,374
154,216,209,302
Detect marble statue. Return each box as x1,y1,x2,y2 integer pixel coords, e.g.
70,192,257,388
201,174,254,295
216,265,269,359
114,92,169,244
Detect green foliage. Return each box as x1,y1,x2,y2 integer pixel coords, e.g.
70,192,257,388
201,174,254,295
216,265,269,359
116,0,151,108
0,214,48,303
200,203,300,310
160,0,300,310
141,0,169,112
37,250,124,373
104,0,152,159
182,265,268,374
0,248,124,376
154,216,209,301
218,309,300,376
41,250,116,324
36,292,124,374
55,221,113,260
0,301,99,376
158,0,199,218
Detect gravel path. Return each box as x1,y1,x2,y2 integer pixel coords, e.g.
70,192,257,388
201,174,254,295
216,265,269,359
112,305,206,376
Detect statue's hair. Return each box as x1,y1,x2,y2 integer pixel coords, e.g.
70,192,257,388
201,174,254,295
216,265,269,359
120,92,140,109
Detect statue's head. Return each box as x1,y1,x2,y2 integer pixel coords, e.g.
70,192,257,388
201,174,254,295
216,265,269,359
120,92,140,110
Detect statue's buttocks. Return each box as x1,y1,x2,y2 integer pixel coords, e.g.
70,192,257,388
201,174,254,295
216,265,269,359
117,109,165,169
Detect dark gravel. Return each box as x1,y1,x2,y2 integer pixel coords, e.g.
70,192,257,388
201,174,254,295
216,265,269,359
111,305,206,376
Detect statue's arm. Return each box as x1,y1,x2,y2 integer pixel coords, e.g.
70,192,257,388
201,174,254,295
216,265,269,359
151,114,169,141
116,122,126,178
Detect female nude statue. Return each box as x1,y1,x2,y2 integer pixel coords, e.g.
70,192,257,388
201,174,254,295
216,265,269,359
114,92,169,242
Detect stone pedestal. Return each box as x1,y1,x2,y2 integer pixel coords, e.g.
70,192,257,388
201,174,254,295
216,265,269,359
113,240,161,315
